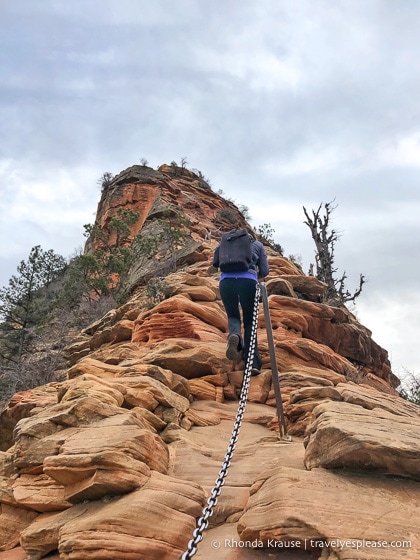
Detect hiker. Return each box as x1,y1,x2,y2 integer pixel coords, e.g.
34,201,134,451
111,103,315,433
212,227,269,375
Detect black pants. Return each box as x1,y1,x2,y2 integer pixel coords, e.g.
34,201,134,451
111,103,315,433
219,278,262,370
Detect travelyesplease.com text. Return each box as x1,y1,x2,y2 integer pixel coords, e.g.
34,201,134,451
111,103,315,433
214,538,413,551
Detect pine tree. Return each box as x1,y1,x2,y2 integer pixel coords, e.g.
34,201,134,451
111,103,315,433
0,246,66,364
62,209,140,304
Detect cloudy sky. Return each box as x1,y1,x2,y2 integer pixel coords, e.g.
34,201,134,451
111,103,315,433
1,0,419,383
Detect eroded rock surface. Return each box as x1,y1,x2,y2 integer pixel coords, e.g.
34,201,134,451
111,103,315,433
304,399,420,479
1,164,419,560
237,466,419,560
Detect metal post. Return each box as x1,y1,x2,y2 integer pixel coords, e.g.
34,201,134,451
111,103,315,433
259,282,290,441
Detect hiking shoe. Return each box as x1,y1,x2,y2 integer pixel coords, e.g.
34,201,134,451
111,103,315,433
250,368,261,376
226,334,241,361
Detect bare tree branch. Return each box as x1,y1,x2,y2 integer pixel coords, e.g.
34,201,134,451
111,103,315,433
303,201,365,305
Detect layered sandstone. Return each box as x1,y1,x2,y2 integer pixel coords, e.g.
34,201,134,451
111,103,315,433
0,165,419,560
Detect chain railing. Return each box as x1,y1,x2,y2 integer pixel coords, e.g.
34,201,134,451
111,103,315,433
181,283,261,560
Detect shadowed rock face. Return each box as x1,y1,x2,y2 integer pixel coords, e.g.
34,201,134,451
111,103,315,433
1,165,419,560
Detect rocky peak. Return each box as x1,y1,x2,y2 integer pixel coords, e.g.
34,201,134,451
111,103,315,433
92,163,248,246
0,165,419,560
86,164,255,296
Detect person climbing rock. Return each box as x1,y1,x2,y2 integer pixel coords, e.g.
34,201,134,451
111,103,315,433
212,227,269,375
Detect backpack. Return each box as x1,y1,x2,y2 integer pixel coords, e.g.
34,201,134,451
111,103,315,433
219,228,253,272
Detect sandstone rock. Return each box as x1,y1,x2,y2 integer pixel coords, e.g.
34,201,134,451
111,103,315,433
20,501,100,559
12,396,128,469
92,177,162,246
132,294,226,344
0,386,59,452
227,369,246,388
188,400,276,426
281,384,344,437
92,165,250,291
237,465,420,559
304,400,420,480
82,308,118,336
362,371,400,395
11,472,71,513
168,406,285,489
298,365,346,384
203,485,249,528
48,415,169,474
158,163,198,178
89,318,134,351
288,385,343,405
164,271,218,302
0,474,16,507
113,374,190,412
267,295,393,384
62,336,91,365
20,472,205,560
247,370,272,404
188,378,217,401
58,376,124,407
130,406,167,431
265,278,297,298
281,367,345,386
162,407,183,425
26,395,127,429
187,373,227,403
142,339,230,378
266,275,327,300
44,451,151,503
276,274,327,299
88,342,148,365
117,362,185,390
273,336,357,379
269,370,336,409
169,282,217,302
0,504,38,551
168,372,191,398
266,368,344,414
66,359,191,408
266,256,303,276
336,382,419,417
133,310,225,344
67,357,126,379
12,405,167,477
195,372,229,387
125,388,159,410
0,452,14,477
13,427,78,474
184,408,222,427
0,546,28,559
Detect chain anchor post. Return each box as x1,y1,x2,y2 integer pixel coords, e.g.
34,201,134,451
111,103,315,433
259,281,291,442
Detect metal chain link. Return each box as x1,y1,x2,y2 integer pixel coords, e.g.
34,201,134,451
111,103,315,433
181,282,261,560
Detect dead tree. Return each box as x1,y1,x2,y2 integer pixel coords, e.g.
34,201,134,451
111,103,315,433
303,201,365,305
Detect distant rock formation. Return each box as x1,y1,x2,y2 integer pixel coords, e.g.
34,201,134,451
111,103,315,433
0,164,418,560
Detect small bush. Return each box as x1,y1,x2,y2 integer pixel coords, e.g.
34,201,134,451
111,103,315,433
215,208,240,226
146,277,167,308
98,172,114,192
